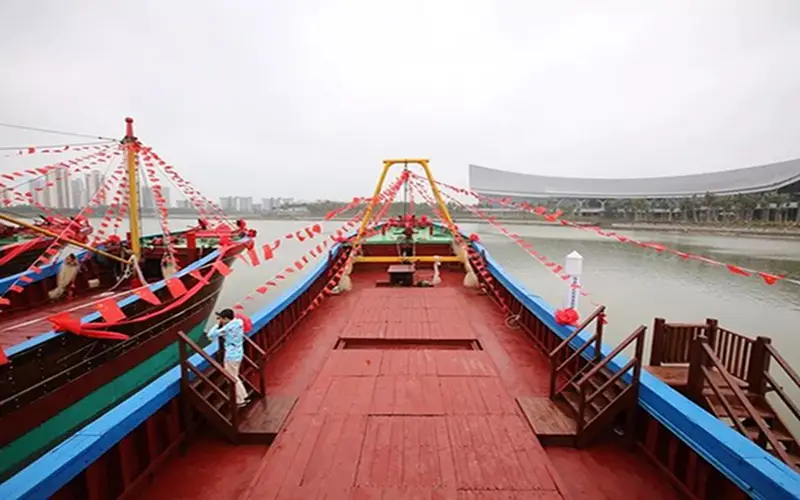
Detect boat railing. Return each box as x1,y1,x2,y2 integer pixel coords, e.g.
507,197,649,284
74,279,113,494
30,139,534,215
548,305,606,398
575,325,646,439
651,318,755,382
687,335,793,465
177,331,243,439
762,342,800,421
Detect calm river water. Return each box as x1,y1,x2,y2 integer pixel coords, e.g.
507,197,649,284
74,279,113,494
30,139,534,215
127,218,800,371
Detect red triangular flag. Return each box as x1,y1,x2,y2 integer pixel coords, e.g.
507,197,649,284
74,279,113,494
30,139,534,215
95,298,126,323
213,260,232,277
247,246,260,266
0,298,9,306
166,278,188,298
135,287,161,305
726,264,751,277
190,270,209,284
0,348,7,366
758,272,783,285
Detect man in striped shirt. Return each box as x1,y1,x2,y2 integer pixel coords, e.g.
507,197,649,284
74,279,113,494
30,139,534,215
207,308,249,407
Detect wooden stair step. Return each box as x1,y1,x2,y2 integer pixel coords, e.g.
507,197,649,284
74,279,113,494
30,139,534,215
236,396,298,444
709,400,776,421
743,425,796,445
560,387,599,421
567,382,608,414
516,396,577,447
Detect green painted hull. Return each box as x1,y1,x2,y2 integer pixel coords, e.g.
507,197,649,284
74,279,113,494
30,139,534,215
0,321,208,479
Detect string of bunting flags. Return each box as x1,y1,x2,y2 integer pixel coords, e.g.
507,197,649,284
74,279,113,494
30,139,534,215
231,174,409,311
0,162,129,301
0,144,117,185
0,141,116,159
139,144,233,227
409,179,513,314
412,178,602,307
1,147,123,218
302,173,410,314
424,175,790,287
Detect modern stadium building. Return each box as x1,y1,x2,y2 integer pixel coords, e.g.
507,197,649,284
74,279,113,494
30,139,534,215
468,158,800,222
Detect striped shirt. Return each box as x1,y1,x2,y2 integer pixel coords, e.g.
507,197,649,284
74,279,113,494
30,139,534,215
207,318,244,362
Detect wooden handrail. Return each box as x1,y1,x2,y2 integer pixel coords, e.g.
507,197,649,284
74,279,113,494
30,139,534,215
177,330,240,432
586,357,637,406
765,343,800,392
696,339,791,464
243,334,266,358
177,331,236,386
579,325,646,387
549,305,606,359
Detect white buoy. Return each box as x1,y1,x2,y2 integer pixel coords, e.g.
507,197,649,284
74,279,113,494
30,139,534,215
563,251,583,310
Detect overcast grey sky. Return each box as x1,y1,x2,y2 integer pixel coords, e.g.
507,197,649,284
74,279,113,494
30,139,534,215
1,0,799,201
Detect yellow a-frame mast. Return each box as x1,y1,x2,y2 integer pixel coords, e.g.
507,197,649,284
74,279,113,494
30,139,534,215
123,117,141,259
353,158,455,249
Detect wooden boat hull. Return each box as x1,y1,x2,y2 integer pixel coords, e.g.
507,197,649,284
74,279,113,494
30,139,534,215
0,241,52,276
0,249,241,480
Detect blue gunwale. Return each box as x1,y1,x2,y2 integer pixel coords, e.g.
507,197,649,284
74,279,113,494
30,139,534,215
3,229,799,500
4,234,249,357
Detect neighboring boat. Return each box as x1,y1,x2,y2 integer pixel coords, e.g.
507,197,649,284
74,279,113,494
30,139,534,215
3,159,799,500
0,118,250,481
0,216,92,275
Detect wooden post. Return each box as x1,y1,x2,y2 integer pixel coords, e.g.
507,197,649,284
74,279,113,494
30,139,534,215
217,337,226,364
687,335,709,402
594,312,605,363
549,357,557,399
651,318,666,366
177,333,191,454
747,336,772,396
259,352,268,401
704,319,718,367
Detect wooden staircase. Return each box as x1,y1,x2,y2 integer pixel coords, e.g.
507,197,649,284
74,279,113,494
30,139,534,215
177,330,296,445
517,306,646,448
688,335,800,470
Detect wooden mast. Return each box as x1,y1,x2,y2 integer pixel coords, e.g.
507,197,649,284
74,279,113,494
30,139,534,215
123,117,141,259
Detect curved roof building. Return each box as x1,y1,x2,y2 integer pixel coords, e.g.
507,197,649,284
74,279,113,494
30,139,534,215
469,158,800,200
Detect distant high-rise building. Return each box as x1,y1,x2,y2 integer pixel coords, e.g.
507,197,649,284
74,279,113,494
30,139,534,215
43,170,56,208
86,170,106,205
236,197,253,213
70,178,85,208
54,167,70,209
220,196,236,212
30,178,45,207
175,200,190,209
162,186,171,208
142,189,155,211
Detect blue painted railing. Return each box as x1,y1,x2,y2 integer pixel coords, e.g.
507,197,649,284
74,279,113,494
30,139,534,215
474,241,800,500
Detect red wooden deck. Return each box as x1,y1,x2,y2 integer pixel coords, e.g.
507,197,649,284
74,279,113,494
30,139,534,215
134,271,682,500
